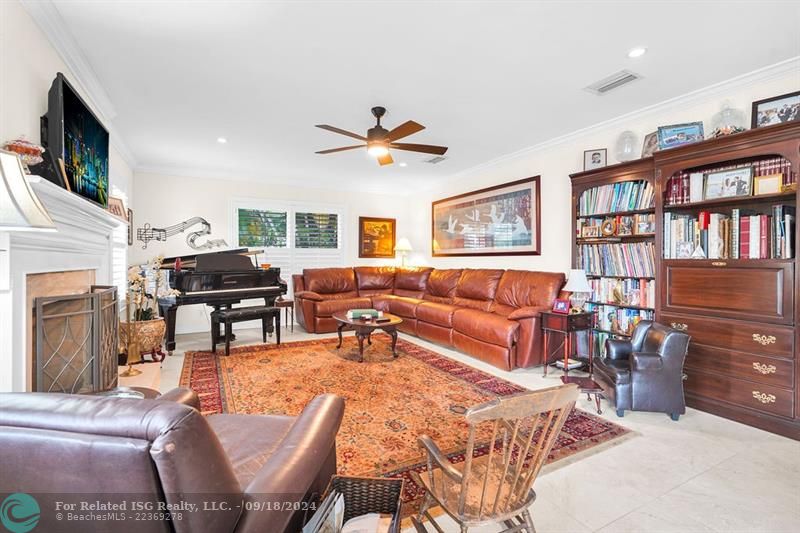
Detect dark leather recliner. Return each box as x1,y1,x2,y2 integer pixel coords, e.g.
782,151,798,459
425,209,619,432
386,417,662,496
593,320,690,420
0,388,344,533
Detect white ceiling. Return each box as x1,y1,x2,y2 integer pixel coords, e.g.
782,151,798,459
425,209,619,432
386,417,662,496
50,0,800,191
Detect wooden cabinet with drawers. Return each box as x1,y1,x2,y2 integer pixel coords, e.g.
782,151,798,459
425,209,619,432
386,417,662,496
653,123,800,440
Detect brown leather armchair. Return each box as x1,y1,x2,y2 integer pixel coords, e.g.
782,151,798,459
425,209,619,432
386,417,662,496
0,388,344,533
593,321,690,420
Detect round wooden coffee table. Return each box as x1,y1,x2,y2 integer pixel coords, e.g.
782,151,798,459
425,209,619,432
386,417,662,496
332,311,403,362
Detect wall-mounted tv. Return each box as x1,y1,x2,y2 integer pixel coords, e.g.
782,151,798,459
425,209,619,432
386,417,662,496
39,73,109,208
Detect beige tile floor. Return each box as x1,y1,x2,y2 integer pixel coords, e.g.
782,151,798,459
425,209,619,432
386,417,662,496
121,326,800,533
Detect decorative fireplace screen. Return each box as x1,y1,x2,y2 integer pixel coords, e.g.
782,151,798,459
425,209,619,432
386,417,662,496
33,285,119,393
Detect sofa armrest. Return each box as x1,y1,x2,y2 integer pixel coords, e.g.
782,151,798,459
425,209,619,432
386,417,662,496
295,290,324,301
237,394,345,533
292,273,305,294
631,352,663,371
158,388,200,410
507,306,548,320
606,338,632,361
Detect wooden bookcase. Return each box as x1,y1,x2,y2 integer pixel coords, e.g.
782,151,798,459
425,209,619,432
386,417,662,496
571,122,800,440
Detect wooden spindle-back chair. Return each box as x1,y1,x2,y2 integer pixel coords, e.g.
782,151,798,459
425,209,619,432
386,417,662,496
411,383,579,532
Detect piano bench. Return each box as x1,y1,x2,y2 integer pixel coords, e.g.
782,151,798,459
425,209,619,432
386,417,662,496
210,306,281,356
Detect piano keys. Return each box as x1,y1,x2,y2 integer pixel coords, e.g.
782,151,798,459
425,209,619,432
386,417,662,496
157,248,287,354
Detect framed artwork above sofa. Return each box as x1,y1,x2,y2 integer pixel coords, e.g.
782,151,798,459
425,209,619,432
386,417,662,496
358,216,396,258
432,176,541,257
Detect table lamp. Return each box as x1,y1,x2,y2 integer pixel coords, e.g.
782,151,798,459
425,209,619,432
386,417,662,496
394,237,413,267
563,269,591,313
0,149,56,232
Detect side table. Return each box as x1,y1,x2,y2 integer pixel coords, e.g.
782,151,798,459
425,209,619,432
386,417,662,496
275,298,294,332
540,311,593,377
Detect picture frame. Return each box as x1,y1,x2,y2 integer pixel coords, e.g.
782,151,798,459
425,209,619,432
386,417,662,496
600,218,616,236
753,173,783,196
657,122,704,150
641,131,658,158
358,216,396,258
127,208,133,246
583,148,607,171
552,298,571,314
432,176,541,257
751,90,800,129
616,216,634,236
581,225,601,238
107,196,127,221
704,167,753,200
635,214,656,235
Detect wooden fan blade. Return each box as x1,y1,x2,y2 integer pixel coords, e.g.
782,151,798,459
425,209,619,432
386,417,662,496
377,152,394,166
315,124,367,141
315,145,365,154
387,120,425,142
389,143,448,155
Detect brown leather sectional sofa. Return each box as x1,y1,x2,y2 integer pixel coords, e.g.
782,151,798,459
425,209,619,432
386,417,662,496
293,267,565,370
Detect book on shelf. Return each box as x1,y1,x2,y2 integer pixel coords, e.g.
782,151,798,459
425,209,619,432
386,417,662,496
578,242,656,277
663,205,795,259
664,157,796,207
578,180,654,216
588,277,655,309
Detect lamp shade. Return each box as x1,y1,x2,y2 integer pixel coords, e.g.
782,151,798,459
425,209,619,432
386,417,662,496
563,269,591,293
0,150,56,231
394,237,413,253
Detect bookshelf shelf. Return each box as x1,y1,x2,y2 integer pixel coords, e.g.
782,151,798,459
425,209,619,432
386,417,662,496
586,275,655,280
576,208,654,219
577,234,655,244
664,190,796,211
586,301,655,311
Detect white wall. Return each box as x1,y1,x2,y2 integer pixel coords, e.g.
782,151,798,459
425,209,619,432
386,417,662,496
405,63,800,275
132,171,410,333
0,0,134,202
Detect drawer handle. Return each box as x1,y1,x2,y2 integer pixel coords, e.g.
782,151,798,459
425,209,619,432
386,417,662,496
711,261,727,267
752,391,776,404
752,334,777,346
670,322,688,331
752,362,777,375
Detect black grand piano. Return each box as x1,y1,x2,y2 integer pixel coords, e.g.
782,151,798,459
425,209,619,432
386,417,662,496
157,248,287,354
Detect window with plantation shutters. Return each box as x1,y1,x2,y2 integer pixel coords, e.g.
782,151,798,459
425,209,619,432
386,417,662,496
232,201,346,298
295,212,339,249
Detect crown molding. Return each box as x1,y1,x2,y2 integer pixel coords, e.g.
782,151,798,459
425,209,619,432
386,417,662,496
20,0,137,169
438,56,800,189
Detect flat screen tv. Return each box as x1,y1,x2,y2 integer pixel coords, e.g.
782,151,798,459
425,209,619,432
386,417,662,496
39,73,109,208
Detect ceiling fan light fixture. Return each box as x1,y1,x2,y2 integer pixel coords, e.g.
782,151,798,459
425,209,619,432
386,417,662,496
367,142,389,158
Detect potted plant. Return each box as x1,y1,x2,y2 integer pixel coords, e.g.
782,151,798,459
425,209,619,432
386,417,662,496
120,256,177,369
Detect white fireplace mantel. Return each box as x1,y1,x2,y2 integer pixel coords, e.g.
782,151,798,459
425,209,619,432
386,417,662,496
0,176,126,392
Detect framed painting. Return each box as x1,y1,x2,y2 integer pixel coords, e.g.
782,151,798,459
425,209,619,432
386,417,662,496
432,176,541,257
358,216,396,258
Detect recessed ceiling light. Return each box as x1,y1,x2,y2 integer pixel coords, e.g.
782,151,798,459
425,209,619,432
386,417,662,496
217,137,227,144
399,162,407,167
627,47,647,58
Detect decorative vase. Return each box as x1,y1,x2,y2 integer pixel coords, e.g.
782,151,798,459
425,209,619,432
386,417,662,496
614,131,639,162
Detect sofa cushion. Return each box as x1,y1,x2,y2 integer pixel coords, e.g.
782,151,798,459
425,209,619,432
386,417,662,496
315,297,372,316
452,308,519,347
452,269,504,311
394,267,433,298
492,270,565,316
423,269,462,302
388,297,424,318
207,413,294,489
304,267,357,295
416,302,460,327
355,266,396,296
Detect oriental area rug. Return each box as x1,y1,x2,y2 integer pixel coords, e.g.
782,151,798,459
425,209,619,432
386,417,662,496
180,334,632,516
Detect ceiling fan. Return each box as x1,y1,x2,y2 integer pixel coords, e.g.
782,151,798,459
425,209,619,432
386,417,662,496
315,106,448,166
